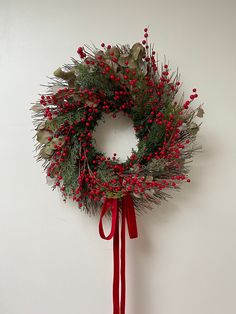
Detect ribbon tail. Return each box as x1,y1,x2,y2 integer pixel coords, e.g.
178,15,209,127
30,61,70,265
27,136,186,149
121,204,126,314
124,193,138,239
113,200,120,314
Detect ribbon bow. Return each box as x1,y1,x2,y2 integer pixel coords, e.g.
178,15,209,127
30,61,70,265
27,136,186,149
99,193,138,314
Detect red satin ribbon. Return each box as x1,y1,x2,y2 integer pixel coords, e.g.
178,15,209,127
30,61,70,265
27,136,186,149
99,193,138,314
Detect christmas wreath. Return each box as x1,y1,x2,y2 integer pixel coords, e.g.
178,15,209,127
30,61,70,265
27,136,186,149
31,28,203,314
32,28,203,214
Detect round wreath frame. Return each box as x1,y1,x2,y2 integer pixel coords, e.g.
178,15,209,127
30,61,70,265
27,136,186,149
31,29,203,215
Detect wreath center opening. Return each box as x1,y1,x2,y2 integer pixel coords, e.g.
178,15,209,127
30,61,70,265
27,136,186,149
93,113,138,163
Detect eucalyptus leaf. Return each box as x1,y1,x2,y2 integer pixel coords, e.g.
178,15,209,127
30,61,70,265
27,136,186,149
189,122,200,135
127,57,138,69
196,107,204,118
130,43,145,61
109,47,120,58
44,119,59,132
53,67,76,81
37,122,46,130
46,176,56,186
39,144,54,159
30,104,43,112
106,191,124,199
36,129,53,144
118,54,129,67
95,50,105,60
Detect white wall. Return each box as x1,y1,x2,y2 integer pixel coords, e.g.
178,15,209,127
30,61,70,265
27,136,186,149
1,0,236,313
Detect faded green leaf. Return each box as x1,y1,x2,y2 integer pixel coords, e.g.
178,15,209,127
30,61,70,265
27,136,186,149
44,119,59,132
36,129,53,144
189,122,200,135
30,104,43,112
196,107,204,118
106,191,124,199
37,122,46,130
39,143,54,159
128,57,138,69
53,67,76,81
109,47,120,58
95,50,105,60
130,43,145,61
118,54,129,67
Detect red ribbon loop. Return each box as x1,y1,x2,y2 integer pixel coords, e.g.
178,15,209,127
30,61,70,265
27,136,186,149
99,193,138,314
99,198,118,240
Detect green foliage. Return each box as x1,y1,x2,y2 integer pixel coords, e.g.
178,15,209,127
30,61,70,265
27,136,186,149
75,63,115,97
97,161,118,183
61,139,80,196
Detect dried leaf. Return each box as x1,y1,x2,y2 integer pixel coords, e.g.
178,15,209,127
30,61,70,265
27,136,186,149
106,191,124,199
109,47,120,58
39,144,54,159
196,107,204,118
30,104,43,112
128,57,138,69
130,43,145,61
117,54,129,67
36,129,53,144
46,176,56,186
189,122,200,135
44,119,59,132
37,122,46,130
53,67,76,81
95,50,105,60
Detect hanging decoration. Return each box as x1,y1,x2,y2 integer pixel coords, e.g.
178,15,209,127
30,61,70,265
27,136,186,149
31,27,203,314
